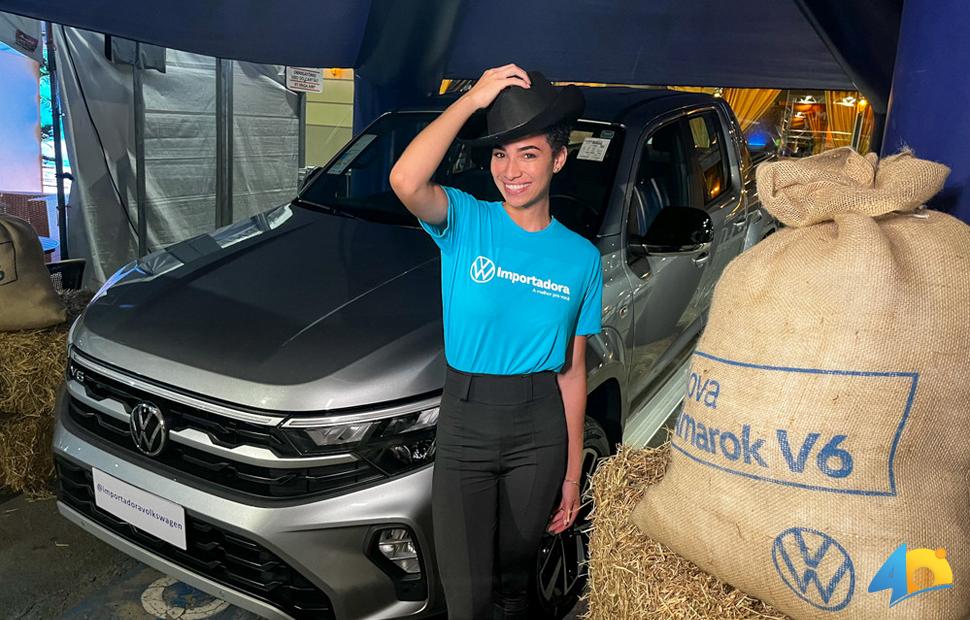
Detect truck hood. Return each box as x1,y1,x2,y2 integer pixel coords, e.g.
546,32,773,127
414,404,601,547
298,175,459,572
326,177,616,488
73,203,447,412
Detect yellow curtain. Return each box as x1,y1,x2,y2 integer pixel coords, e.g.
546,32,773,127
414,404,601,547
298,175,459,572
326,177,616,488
723,88,781,132
669,86,718,94
670,87,780,132
806,108,825,153
858,104,875,153
825,91,857,149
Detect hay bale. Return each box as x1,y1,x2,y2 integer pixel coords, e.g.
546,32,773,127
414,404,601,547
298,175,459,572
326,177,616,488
583,443,789,620
0,289,92,416
0,414,56,496
0,289,94,495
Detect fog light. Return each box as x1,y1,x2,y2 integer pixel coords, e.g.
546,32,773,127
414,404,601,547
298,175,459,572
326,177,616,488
377,527,421,575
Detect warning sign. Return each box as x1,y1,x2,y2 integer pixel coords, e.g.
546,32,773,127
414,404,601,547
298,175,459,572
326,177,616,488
285,67,324,93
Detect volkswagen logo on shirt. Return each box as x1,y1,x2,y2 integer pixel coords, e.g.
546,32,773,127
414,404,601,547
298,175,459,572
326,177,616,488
470,255,497,283
468,255,572,299
129,402,168,456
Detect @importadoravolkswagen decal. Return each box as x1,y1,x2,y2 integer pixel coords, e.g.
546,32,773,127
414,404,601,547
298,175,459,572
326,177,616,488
772,527,855,611
868,544,954,607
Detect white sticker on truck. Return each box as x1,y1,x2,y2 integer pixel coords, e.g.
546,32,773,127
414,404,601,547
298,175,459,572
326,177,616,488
577,137,611,162
92,468,187,550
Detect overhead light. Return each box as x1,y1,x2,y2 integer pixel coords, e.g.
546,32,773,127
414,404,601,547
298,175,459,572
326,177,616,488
838,96,857,107
797,95,817,104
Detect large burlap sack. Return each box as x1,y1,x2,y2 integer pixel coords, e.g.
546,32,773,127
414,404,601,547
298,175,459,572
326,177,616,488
0,215,65,330
632,147,970,619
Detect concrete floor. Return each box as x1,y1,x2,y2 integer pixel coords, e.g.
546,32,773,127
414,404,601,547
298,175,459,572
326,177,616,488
1,490,585,620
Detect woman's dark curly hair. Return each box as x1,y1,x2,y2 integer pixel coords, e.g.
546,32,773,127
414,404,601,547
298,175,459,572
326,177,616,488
544,121,572,152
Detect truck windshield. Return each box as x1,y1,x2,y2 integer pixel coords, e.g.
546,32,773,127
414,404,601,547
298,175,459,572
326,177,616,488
299,111,624,240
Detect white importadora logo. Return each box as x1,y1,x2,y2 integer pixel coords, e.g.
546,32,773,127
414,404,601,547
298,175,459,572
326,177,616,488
468,255,571,296
470,255,497,283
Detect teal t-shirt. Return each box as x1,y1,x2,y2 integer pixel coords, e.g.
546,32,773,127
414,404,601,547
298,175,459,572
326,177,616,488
419,186,603,375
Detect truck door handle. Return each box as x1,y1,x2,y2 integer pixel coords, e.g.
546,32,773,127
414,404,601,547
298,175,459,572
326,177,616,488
732,219,746,230
692,253,710,266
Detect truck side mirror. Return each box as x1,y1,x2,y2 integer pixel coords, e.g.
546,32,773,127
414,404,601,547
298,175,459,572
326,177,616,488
629,207,713,257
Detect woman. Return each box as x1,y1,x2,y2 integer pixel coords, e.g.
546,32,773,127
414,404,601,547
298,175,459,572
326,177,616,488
389,64,603,619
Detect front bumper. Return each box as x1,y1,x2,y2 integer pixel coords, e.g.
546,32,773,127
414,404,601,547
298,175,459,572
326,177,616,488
52,388,441,620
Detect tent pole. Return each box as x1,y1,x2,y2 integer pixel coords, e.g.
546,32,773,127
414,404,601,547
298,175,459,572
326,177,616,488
215,58,233,227
133,41,148,257
298,91,306,170
45,22,69,258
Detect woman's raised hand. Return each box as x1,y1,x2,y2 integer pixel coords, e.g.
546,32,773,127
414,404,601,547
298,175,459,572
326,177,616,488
463,64,532,110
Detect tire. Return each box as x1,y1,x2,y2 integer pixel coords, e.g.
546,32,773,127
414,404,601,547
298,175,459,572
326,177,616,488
530,415,610,618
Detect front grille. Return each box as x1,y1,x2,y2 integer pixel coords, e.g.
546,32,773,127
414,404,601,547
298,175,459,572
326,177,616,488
75,362,294,455
56,456,335,620
66,361,387,501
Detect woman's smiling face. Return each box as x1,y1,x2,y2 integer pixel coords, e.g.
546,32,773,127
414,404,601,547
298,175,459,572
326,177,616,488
490,133,567,209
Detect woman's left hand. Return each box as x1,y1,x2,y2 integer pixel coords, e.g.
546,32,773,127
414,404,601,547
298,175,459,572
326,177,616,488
546,480,581,535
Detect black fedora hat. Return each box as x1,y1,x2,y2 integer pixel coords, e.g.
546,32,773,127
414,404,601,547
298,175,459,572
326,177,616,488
457,71,584,146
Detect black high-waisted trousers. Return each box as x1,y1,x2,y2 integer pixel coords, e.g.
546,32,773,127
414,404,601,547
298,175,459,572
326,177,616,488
432,364,568,620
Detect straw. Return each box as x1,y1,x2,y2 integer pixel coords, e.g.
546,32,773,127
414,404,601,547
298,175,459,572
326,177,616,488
582,443,788,620
0,290,93,495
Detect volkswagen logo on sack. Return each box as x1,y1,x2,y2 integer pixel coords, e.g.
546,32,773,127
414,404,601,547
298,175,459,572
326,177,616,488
130,402,168,456
470,256,496,283
772,527,855,611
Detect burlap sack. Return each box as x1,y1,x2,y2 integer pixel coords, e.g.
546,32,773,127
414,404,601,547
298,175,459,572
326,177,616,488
632,147,970,619
0,215,65,330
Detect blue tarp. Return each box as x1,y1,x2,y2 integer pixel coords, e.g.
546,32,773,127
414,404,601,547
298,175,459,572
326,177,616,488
0,0,883,92
0,0,371,67
444,0,856,90
0,0,903,129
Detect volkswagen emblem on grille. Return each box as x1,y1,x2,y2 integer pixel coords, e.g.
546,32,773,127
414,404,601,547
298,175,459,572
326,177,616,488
130,402,168,456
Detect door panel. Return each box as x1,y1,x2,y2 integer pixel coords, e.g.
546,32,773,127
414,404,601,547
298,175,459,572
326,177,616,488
685,109,746,314
623,118,709,407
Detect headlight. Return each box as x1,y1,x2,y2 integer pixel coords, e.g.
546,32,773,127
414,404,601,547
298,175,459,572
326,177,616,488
282,405,439,475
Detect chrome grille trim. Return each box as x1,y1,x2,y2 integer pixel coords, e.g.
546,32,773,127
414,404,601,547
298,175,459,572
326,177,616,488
281,397,440,428
70,350,283,426
172,428,356,468
67,378,357,468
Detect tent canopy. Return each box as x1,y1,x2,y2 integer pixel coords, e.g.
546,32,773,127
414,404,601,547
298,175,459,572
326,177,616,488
445,0,853,90
0,0,900,109
0,0,372,67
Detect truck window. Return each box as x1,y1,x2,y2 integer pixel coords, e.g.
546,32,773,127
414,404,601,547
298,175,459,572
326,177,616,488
627,119,691,239
299,112,623,240
686,113,730,204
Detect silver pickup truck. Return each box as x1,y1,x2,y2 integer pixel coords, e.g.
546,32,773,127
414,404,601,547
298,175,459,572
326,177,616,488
54,88,774,620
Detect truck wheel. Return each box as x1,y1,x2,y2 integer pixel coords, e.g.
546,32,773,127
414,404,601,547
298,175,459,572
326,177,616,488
531,416,610,618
